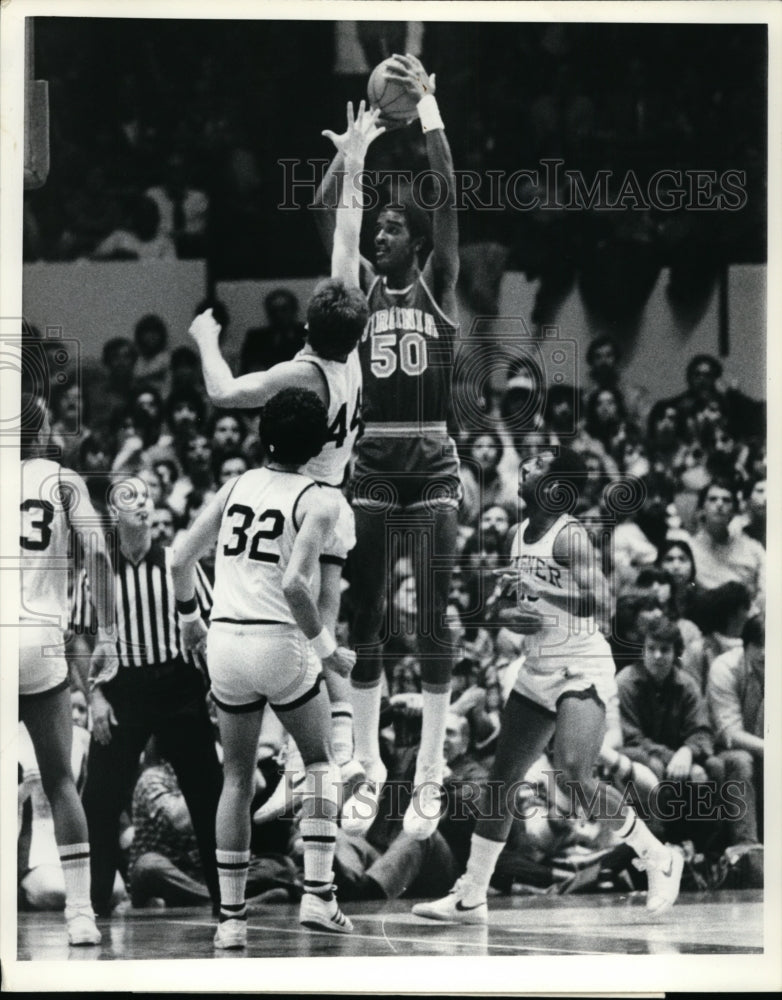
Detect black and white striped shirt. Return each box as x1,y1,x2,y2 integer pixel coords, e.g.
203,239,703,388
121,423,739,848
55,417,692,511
73,543,212,677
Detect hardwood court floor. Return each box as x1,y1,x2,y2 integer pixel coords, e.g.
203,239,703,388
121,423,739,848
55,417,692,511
17,889,762,960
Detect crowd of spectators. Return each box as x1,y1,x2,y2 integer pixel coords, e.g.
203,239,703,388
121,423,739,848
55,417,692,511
24,20,765,286
19,286,766,909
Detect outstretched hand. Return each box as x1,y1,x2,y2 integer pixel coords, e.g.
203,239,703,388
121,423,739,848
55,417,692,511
322,100,386,163
383,53,436,101
189,308,221,345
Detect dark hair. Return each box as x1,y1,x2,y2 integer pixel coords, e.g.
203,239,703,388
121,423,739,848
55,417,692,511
306,278,369,361
742,615,764,648
500,356,546,428
586,335,621,366
697,477,737,509
206,409,247,441
686,353,722,382
646,399,690,446
164,388,206,429
265,288,298,315
644,615,684,658
102,337,137,368
195,297,230,331
261,387,328,466
132,382,164,414
380,184,432,249
585,386,627,434
154,457,179,486
212,448,249,482
20,393,49,458
656,538,697,583
170,346,200,371
540,447,587,511
700,581,751,631
50,379,90,425
78,432,108,465
543,383,580,426
134,314,168,348
464,428,504,466
636,566,674,589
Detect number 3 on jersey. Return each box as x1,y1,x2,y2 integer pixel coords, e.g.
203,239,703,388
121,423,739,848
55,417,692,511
370,332,428,378
326,388,361,448
223,504,284,563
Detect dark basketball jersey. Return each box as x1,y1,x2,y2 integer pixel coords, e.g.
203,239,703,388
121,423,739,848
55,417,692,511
362,273,458,426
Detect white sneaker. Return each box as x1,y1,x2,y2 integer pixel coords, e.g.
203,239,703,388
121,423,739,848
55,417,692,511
67,911,102,946
213,918,248,949
339,758,366,805
634,845,685,914
411,876,488,925
341,759,386,836
299,891,353,934
403,761,445,841
253,766,307,825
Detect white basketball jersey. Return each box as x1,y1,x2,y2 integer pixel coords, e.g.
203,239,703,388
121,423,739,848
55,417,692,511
293,347,362,486
512,513,609,666
20,458,72,627
211,468,319,625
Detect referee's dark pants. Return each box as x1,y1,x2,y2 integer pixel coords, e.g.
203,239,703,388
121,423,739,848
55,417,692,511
82,658,222,915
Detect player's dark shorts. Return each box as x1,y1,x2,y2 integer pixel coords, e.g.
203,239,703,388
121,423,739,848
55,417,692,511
350,422,462,512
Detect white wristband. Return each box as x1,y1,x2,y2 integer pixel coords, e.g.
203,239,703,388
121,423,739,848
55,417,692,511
417,94,444,133
178,607,201,623
311,627,337,660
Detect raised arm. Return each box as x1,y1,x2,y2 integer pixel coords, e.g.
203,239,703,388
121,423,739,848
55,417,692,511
189,311,323,408
322,101,385,288
384,54,459,311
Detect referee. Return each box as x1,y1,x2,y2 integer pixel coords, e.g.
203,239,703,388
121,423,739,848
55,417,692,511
79,473,222,917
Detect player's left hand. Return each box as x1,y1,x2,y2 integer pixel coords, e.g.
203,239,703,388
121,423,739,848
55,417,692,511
322,100,386,163
181,617,208,671
323,645,356,678
384,53,436,100
189,308,221,346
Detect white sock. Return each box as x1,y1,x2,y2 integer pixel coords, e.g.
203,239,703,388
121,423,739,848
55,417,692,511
59,843,92,916
216,849,249,921
417,686,451,776
330,701,354,766
464,834,506,899
301,761,340,896
617,809,670,869
352,683,382,765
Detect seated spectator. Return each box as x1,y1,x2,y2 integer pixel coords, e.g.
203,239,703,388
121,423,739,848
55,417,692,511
666,354,764,445
128,743,213,909
84,337,138,437
634,566,704,689
207,410,248,466
698,581,753,689
584,386,633,457
646,399,691,479
168,432,217,520
153,458,179,504
91,194,176,260
617,616,722,851
113,385,176,472
585,334,649,429
690,479,765,607
150,504,176,547
610,591,664,672
164,387,207,454
731,477,766,548
133,315,171,399
169,346,206,397
239,288,307,375
707,617,764,851
214,451,250,486
458,430,518,527
656,538,706,628
145,151,209,259
49,382,91,470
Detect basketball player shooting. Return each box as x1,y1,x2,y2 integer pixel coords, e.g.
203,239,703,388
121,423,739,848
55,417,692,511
189,102,384,793
314,54,461,839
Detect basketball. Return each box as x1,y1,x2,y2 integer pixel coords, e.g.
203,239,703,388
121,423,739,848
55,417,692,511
367,57,420,121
